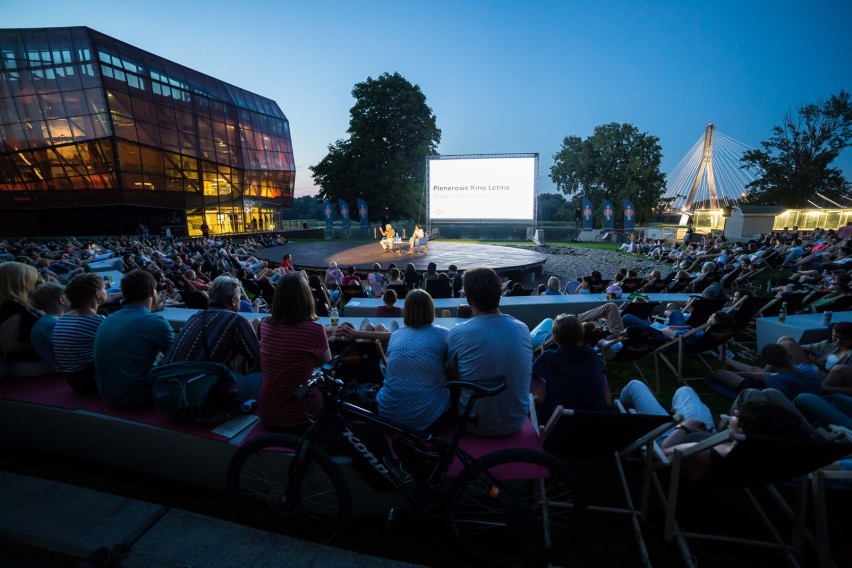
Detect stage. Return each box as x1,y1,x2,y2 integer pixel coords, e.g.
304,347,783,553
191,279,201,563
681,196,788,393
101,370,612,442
255,240,547,279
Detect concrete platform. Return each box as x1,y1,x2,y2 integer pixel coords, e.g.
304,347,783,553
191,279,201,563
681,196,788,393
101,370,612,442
0,472,420,567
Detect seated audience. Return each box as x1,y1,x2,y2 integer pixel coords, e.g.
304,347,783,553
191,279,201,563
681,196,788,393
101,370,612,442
94,270,174,407
376,289,403,317
0,261,49,377
377,289,451,431
532,314,610,424
542,277,562,295
259,272,331,431
447,267,532,436
29,282,67,371
163,275,261,400
715,343,823,398
53,273,107,392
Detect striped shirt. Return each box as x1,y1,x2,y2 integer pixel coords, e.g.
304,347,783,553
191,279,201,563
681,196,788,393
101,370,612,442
53,314,105,373
259,320,329,428
163,308,259,367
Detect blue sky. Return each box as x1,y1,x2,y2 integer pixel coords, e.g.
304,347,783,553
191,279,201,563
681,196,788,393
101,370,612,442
3,0,851,198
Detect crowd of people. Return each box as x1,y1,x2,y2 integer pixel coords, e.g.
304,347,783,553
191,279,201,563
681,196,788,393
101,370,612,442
2,225,851,480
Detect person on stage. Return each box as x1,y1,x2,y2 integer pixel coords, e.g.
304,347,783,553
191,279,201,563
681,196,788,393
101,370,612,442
380,223,395,253
408,224,425,252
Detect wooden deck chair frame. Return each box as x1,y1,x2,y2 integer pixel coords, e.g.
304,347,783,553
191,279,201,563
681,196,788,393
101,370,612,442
539,405,680,568
652,321,744,389
600,336,671,393
642,429,852,568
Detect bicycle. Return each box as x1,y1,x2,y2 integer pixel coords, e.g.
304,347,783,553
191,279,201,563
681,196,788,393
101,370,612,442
226,346,587,566
594,229,614,242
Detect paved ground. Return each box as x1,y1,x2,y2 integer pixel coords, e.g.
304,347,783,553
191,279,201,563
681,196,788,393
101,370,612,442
0,471,421,568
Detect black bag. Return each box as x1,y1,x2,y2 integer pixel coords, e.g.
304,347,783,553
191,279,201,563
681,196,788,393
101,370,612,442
151,361,242,424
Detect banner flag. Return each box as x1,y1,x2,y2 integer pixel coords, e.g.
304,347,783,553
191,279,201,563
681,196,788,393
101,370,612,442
623,199,636,232
582,197,593,231
323,199,333,231
602,198,615,231
356,198,369,229
338,199,351,230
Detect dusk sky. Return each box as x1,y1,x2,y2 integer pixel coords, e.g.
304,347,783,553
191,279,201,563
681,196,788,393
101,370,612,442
4,0,851,199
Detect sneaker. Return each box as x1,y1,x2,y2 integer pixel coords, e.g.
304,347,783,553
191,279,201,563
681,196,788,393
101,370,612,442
360,317,371,331
390,320,400,331
766,279,774,293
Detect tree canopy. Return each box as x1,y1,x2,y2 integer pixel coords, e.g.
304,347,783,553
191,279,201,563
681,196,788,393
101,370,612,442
310,72,441,221
741,90,851,207
549,123,665,225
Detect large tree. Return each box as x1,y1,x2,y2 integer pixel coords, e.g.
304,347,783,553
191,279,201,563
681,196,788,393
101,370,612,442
549,123,665,225
310,72,441,221
741,90,851,206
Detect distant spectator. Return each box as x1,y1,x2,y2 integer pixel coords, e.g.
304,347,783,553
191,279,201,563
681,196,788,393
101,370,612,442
0,261,49,377
29,282,67,371
53,273,107,392
376,289,402,317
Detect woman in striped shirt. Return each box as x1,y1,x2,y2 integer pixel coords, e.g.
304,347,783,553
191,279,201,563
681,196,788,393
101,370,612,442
259,272,332,431
53,273,106,393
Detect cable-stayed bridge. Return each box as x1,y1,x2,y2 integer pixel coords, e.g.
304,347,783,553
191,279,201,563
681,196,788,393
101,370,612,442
663,124,762,211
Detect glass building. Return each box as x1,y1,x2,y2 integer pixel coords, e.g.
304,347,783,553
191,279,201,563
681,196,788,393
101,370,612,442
0,27,294,237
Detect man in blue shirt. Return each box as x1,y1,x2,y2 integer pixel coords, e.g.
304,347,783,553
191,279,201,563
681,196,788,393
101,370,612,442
447,267,532,436
715,343,822,398
94,270,174,406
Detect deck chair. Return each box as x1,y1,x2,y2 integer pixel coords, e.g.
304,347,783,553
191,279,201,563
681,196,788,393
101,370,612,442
621,278,644,293
601,337,671,393
666,277,695,293
539,406,679,568
653,321,745,387
809,426,852,568
639,280,667,293
673,297,728,329
387,283,410,299
178,290,208,309
719,267,743,289
645,429,852,568
620,301,660,321
424,278,453,299
808,294,852,314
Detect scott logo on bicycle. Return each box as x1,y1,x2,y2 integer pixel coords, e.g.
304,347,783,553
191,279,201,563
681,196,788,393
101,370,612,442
342,427,390,475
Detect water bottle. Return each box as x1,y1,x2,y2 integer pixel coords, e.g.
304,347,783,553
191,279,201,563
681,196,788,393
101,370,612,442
240,399,258,413
778,301,787,323
822,311,832,327
330,307,339,327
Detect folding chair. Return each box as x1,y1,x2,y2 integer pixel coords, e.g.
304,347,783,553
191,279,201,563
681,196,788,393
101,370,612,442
540,406,680,568
424,278,453,299
178,290,208,309
601,337,671,393
809,426,852,568
620,301,660,321
652,321,745,388
387,283,410,299
644,430,852,568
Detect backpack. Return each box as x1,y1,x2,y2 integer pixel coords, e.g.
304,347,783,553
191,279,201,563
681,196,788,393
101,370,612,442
151,361,242,424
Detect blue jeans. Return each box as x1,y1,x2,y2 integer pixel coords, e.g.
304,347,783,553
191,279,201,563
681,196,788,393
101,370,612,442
619,380,715,434
794,393,852,429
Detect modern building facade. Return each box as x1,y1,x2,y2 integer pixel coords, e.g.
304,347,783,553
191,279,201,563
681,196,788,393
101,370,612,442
0,27,294,237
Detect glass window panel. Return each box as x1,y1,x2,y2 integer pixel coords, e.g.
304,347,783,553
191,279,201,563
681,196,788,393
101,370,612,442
84,88,106,114
179,131,198,156
155,104,176,129
23,120,49,147
0,96,20,124
165,177,184,192
68,114,93,142
198,137,215,161
106,90,132,117
61,89,87,116
197,117,213,140
0,122,26,151
91,113,111,138
140,146,163,174
159,128,180,153
175,109,194,133
181,155,198,177
67,175,93,189
123,171,147,190
39,92,64,119
56,63,83,91
112,114,137,142
78,63,98,88
101,73,127,94
143,174,165,190
116,141,142,170
136,121,160,147
14,93,42,122
130,97,155,124
127,73,145,91
46,118,72,142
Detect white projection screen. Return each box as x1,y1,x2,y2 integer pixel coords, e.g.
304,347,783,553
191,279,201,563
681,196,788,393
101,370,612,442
427,154,538,222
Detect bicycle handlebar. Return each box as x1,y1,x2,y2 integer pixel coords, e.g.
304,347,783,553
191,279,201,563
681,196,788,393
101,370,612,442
290,345,355,402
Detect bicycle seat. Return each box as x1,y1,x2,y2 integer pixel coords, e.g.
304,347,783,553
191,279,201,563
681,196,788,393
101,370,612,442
445,377,507,397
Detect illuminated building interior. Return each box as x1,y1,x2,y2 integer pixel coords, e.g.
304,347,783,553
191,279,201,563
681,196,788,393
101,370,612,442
0,27,294,236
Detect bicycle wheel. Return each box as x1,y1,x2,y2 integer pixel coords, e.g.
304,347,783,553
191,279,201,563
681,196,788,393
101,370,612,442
226,433,352,543
447,449,587,566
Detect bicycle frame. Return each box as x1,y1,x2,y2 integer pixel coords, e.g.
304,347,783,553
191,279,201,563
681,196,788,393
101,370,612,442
297,373,485,517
